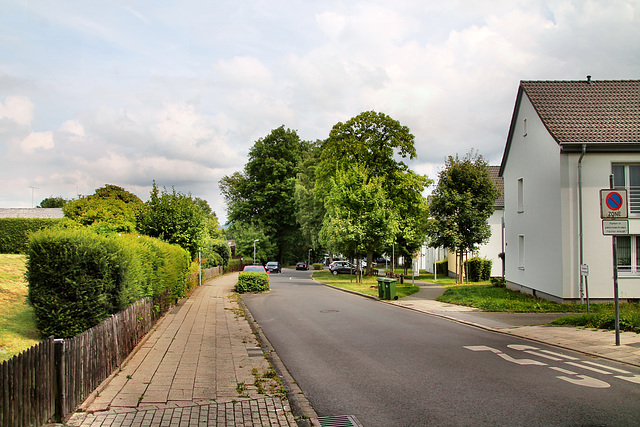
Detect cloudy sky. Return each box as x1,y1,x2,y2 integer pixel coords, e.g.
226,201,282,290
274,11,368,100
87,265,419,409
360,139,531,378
1,0,639,221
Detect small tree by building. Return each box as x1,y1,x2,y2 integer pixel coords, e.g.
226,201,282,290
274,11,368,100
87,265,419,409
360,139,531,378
427,151,498,283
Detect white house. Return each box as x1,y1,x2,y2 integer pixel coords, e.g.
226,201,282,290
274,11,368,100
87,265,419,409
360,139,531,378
499,78,640,303
418,166,504,278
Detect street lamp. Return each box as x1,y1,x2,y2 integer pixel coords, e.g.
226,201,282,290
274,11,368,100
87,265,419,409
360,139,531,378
253,239,259,264
308,248,312,268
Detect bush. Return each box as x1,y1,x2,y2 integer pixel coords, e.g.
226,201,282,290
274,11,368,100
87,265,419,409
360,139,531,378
491,277,506,288
465,257,492,282
26,228,190,337
0,218,62,254
236,272,270,293
436,259,448,277
312,263,324,270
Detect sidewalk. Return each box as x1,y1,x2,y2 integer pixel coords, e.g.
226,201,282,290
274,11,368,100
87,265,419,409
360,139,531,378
65,273,299,426
388,280,640,368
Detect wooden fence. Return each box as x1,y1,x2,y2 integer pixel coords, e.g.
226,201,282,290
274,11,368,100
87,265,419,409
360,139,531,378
0,298,155,426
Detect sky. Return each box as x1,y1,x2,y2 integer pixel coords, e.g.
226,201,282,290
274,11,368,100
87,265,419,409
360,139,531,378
1,0,639,222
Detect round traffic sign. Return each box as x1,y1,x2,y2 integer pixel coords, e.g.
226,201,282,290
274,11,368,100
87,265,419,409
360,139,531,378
606,192,624,211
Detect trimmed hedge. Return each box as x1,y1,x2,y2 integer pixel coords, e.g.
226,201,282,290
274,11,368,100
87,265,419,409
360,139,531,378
465,256,492,282
26,228,190,338
312,263,324,270
236,272,270,293
436,259,448,277
0,218,62,254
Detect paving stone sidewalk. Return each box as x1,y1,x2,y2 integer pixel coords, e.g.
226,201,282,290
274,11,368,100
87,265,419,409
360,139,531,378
65,273,298,426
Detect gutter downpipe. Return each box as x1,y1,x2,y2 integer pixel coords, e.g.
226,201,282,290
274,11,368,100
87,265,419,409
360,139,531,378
578,144,590,311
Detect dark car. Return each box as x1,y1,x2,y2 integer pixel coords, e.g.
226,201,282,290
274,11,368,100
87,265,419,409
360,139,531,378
329,260,354,275
242,265,267,273
265,261,281,273
296,262,309,270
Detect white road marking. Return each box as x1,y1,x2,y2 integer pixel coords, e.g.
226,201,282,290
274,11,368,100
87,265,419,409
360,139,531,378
556,375,611,388
582,361,631,374
566,362,614,375
615,375,640,384
549,367,578,375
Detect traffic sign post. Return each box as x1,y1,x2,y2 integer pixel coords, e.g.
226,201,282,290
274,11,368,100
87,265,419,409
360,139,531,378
601,184,628,346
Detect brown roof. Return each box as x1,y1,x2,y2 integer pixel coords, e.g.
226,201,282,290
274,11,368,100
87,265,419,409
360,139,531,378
521,79,640,143
488,165,504,207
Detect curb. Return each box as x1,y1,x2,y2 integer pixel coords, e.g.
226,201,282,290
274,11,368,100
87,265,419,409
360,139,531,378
238,295,319,427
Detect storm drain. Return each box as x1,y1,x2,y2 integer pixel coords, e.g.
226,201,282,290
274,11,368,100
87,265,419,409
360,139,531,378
317,415,363,427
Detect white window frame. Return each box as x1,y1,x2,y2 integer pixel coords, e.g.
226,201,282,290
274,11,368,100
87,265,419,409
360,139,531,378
612,164,640,217
517,178,524,213
518,235,525,270
616,235,640,276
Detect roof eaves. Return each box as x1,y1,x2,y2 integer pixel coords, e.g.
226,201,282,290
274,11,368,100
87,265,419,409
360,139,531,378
499,83,526,177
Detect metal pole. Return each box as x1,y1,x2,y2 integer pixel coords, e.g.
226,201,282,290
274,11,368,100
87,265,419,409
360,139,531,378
610,174,620,346
198,247,202,287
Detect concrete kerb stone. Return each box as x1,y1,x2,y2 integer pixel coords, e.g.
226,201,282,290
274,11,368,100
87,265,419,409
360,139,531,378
237,294,320,427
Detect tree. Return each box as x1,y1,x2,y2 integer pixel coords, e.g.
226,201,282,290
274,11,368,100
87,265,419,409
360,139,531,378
294,141,326,254
137,182,206,259
220,126,306,263
38,196,67,208
316,111,430,274
320,166,398,282
63,185,144,233
426,151,499,283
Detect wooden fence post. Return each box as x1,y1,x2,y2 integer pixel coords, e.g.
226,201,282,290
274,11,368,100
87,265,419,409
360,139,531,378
53,338,64,423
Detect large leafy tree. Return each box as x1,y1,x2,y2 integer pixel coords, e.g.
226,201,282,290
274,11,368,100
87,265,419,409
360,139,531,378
38,196,67,208
220,126,306,263
320,166,398,282
427,151,499,282
63,185,144,233
294,141,326,255
317,111,430,274
137,182,206,259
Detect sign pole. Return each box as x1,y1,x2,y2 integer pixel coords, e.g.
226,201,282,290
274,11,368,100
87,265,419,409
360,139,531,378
609,175,621,346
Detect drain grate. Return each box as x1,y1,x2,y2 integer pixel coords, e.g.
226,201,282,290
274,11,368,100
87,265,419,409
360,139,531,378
317,415,363,427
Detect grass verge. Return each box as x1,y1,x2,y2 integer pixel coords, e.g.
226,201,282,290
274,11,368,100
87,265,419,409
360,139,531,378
0,254,42,362
312,270,420,299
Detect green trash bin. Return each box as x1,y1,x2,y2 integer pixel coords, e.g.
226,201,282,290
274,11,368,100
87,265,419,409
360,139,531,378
384,279,398,300
376,278,385,299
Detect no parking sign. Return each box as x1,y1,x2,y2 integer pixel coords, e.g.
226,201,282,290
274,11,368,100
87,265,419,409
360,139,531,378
600,189,628,219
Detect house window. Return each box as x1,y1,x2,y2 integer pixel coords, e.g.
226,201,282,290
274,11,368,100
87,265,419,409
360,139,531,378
612,164,640,216
518,235,525,270
616,235,640,275
517,178,524,213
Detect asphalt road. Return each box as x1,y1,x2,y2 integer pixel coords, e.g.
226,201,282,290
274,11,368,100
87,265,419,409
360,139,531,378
242,269,640,426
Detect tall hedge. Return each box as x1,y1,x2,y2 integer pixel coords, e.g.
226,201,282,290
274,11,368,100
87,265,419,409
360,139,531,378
26,228,190,338
0,218,62,254
465,256,492,282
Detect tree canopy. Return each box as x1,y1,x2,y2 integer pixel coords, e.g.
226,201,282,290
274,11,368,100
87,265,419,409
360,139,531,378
426,151,499,282
220,126,306,263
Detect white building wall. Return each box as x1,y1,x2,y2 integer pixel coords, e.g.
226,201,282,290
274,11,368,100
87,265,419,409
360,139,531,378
502,94,565,299
476,208,504,277
571,153,640,299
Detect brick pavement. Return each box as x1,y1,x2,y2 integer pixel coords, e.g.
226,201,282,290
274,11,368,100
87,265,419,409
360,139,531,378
64,273,299,426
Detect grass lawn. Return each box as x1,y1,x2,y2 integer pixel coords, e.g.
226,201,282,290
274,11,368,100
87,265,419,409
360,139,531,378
0,254,42,362
312,270,420,298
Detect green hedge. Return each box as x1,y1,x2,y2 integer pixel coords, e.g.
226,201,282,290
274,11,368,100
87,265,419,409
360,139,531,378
236,272,270,293
436,259,448,277
26,228,190,338
465,256,492,282
0,218,63,254
312,263,324,270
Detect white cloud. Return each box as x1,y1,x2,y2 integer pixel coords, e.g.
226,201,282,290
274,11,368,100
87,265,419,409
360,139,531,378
20,131,54,154
0,96,34,126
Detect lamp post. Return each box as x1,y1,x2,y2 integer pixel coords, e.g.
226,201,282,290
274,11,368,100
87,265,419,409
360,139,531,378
308,248,312,268
253,239,259,264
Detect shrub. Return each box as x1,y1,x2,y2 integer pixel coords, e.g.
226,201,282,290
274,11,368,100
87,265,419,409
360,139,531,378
465,257,492,282
236,272,270,293
0,218,62,254
436,259,448,277
491,277,506,288
312,263,324,270
26,228,190,337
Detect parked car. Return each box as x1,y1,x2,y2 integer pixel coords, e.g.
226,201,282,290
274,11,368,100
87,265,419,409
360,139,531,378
329,260,355,275
243,265,267,273
265,261,281,273
296,261,309,270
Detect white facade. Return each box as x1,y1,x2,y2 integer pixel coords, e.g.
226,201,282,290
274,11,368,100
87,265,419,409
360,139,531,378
501,93,640,301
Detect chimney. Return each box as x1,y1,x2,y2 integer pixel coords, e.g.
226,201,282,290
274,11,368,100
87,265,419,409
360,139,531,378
586,75,593,85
